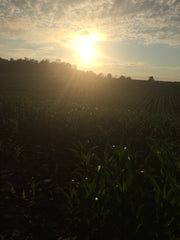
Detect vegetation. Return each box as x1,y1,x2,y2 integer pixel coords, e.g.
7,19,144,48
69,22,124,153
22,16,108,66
0,58,180,239
149,76,155,81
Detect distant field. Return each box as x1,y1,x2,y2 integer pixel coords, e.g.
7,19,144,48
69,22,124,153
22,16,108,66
0,72,180,113
0,73,180,239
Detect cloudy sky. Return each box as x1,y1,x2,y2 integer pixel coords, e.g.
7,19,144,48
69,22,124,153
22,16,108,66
0,0,180,81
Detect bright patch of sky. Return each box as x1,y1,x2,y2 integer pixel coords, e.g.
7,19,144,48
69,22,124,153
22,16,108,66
0,0,180,81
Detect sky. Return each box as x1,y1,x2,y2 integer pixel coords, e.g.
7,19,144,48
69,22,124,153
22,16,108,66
0,0,180,81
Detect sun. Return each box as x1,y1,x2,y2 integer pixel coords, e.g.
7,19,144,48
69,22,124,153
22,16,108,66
72,34,100,62
76,41,96,61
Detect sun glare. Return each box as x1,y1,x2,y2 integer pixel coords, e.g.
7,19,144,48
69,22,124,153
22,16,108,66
72,34,101,62
77,41,95,60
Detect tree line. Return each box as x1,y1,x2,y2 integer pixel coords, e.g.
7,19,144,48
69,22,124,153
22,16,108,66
0,57,134,81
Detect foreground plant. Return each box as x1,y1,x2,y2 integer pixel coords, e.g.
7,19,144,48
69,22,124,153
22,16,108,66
62,144,180,240
8,177,41,207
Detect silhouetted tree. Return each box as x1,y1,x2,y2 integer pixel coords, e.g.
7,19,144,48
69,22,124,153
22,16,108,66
107,73,112,79
148,76,155,81
119,75,126,81
97,73,104,79
0,57,135,91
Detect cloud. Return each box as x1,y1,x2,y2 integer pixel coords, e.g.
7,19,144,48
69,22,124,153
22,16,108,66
78,30,91,36
95,61,147,68
0,0,179,46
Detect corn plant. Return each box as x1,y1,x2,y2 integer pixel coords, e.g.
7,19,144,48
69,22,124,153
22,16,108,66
8,182,16,197
14,144,23,164
8,178,40,207
22,178,41,207
62,143,180,240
